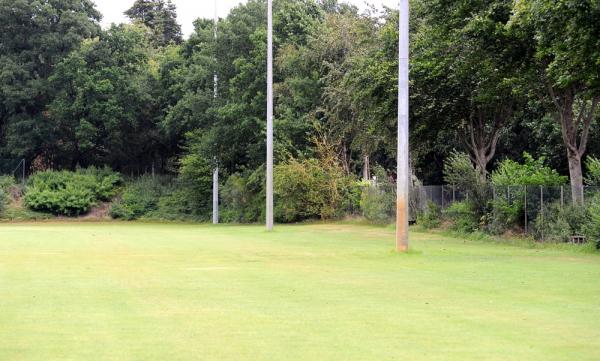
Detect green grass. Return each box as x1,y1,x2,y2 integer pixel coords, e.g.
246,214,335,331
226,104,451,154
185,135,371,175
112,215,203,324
1,222,599,361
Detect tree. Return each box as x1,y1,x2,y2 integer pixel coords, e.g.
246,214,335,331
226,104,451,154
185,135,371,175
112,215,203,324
310,8,378,175
410,0,526,181
125,0,183,47
510,0,600,204
171,0,326,175
48,25,161,171
0,0,100,163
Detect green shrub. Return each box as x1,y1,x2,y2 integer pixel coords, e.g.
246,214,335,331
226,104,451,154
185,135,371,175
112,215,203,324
416,201,441,229
360,184,395,223
0,175,16,192
177,154,212,216
110,175,174,220
443,151,491,219
533,202,590,242
221,167,265,223
492,153,567,186
359,166,396,224
487,188,525,234
0,189,5,214
585,156,600,186
24,168,121,216
274,158,356,223
583,195,600,247
0,176,16,213
443,201,479,233
487,154,566,234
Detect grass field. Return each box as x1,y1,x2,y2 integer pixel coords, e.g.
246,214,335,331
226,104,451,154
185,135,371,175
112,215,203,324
1,222,599,361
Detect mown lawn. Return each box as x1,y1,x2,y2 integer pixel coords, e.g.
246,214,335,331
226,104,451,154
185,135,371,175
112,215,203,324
0,222,599,361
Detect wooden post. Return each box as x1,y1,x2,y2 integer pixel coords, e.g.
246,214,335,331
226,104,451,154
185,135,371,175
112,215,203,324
452,185,456,203
524,186,528,233
540,186,544,241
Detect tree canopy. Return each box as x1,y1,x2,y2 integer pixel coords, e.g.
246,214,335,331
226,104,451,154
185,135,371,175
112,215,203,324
0,0,599,198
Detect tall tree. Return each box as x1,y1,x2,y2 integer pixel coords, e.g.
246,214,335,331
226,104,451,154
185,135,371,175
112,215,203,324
48,25,161,171
0,0,100,163
125,0,183,47
510,0,600,204
410,0,526,181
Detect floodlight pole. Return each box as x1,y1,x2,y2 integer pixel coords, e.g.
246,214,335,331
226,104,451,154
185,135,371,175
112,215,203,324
266,0,274,231
212,0,219,225
396,0,410,252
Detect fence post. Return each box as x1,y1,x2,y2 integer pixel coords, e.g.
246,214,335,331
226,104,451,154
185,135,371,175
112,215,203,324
22,158,25,186
452,185,456,203
540,186,544,241
441,185,445,209
560,185,564,210
523,185,529,233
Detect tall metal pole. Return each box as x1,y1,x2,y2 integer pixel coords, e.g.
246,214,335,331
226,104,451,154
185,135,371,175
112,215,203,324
212,0,219,225
396,0,410,252
266,0,274,231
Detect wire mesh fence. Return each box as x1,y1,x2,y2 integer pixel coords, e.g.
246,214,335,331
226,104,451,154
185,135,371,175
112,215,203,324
0,158,27,185
414,184,600,240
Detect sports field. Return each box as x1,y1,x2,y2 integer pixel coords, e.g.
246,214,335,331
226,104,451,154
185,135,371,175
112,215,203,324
1,222,599,360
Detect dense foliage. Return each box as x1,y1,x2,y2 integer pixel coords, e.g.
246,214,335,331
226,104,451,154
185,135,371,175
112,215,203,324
110,175,175,220
0,0,600,245
24,168,120,216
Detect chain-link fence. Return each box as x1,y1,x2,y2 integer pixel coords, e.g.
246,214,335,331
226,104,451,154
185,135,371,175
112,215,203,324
0,159,27,185
416,184,600,240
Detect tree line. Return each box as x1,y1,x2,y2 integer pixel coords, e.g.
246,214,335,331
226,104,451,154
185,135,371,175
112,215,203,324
0,0,599,205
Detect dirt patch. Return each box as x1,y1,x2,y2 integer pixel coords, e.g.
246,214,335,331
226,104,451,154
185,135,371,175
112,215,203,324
80,202,112,220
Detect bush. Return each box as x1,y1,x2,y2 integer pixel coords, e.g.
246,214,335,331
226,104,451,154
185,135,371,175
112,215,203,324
0,175,16,192
177,153,212,216
110,175,174,220
274,158,356,222
486,154,566,234
359,166,396,223
24,168,121,216
585,156,600,186
221,167,265,223
360,184,395,223
0,189,5,214
486,187,525,234
583,195,600,247
416,201,441,229
0,176,17,214
492,153,567,186
533,202,590,242
443,201,479,233
443,151,491,219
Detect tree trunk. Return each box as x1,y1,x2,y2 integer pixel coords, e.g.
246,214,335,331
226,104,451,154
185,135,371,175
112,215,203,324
472,149,489,183
567,151,584,204
547,83,598,205
466,107,506,184
362,154,370,181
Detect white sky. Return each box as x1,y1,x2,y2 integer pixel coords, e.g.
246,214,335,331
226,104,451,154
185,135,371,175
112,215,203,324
95,0,398,37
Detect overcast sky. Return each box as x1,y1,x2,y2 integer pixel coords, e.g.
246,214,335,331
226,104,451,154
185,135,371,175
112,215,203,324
95,0,398,37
